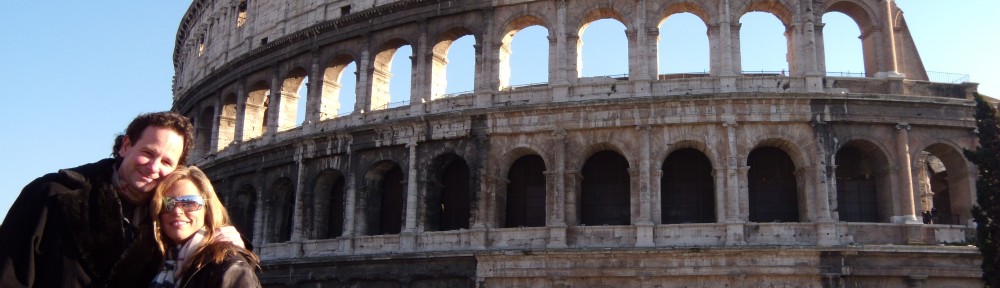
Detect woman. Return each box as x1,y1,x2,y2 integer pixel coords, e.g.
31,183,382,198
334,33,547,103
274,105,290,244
148,166,261,288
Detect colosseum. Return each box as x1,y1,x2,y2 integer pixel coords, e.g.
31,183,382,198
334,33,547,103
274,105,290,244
171,0,984,286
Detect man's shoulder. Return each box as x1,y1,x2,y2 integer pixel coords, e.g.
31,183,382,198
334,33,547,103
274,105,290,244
15,159,115,205
31,159,114,192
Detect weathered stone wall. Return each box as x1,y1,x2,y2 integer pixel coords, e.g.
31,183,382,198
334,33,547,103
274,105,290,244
172,0,984,287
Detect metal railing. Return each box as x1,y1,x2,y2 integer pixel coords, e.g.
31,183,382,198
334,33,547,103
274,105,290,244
927,71,970,84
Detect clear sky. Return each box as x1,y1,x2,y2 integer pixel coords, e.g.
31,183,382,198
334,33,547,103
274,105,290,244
0,1,997,222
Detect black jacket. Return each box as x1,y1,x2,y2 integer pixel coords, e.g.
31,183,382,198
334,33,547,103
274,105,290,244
0,159,161,287
177,243,261,288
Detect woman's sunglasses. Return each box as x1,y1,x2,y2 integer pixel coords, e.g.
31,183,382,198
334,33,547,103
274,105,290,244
161,195,205,213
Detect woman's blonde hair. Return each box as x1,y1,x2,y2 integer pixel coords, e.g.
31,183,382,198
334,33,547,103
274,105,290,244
149,166,258,272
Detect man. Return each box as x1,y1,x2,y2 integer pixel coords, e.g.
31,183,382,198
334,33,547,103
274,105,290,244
0,112,199,287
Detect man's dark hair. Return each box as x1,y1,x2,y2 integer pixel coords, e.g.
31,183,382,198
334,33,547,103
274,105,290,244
111,111,195,166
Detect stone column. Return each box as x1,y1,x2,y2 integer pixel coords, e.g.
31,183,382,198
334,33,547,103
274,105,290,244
265,66,281,139
410,21,429,115
340,150,358,254
403,141,419,233
548,129,568,248
713,168,726,221
474,10,494,108
210,98,221,154
306,51,323,125
553,0,569,86
551,129,568,226
290,141,310,244
400,139,420,251
233,80,247,143
636,126,654,247
723,119,742,222
355,38,373,113
894,123,920,224
876,0,904,78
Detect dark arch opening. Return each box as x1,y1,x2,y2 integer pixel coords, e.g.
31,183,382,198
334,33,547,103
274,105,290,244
427,155,471,231
748,147,799,222
230,185,256,243
581,150,630,225
195,106,213,158
314,170,345,239
505,155,547,228
365,162,405,235
268,178,296,242
835,147,880,222
661,148,715,224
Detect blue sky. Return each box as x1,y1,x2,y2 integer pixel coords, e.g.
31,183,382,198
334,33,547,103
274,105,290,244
1,1,997,222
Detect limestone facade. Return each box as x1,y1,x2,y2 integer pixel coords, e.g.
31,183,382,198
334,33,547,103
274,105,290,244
172,0,984,287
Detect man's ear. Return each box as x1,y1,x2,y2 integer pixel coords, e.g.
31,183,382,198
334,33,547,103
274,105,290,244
119,136,133,155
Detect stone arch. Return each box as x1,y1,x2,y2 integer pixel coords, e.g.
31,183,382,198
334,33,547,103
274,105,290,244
499,14,550,89
371,38,413,111
571,141,633,173
362,160,405,235
229,183,257,243
657,1,713,26
279,66,309,130
244,80,270,140
659,139,720,169
834,139,892,222
265,177,295,243
580,149,631,226
661,147,716,224
750,137,811,169
918,142,974,225
431,27,476,99
218,92,238,150
823,0,879,77
195,105,214,158
424,153,472,232
736,0,794,26
823,0,878,34
577,6,630,31
312,169,346,239
500,147,547,228
323,53,358,118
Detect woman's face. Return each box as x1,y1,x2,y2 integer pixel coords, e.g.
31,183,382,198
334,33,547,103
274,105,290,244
159,179,206,244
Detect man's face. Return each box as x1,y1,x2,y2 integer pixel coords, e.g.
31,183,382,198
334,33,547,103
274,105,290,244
117,126,185,204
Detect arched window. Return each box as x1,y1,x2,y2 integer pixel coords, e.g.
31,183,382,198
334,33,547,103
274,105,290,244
313,170,345,239
658,12,710,75
821,12,865,77
365,162,405,235
432,32,476,98
229,185,257,242
748,147,799,222
279,67,308,131
661,148,715,224
268,178,296,242
739,12,788,74
323,55,357,118
244,81,269,139
919,144,973,225
500,22,548,89
835,147,880,222
578,18,628,78
195,106,214,157
581,150,630,225
371,41,412,110
218,93,238,149
427,155,471,231
505,155,546,228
